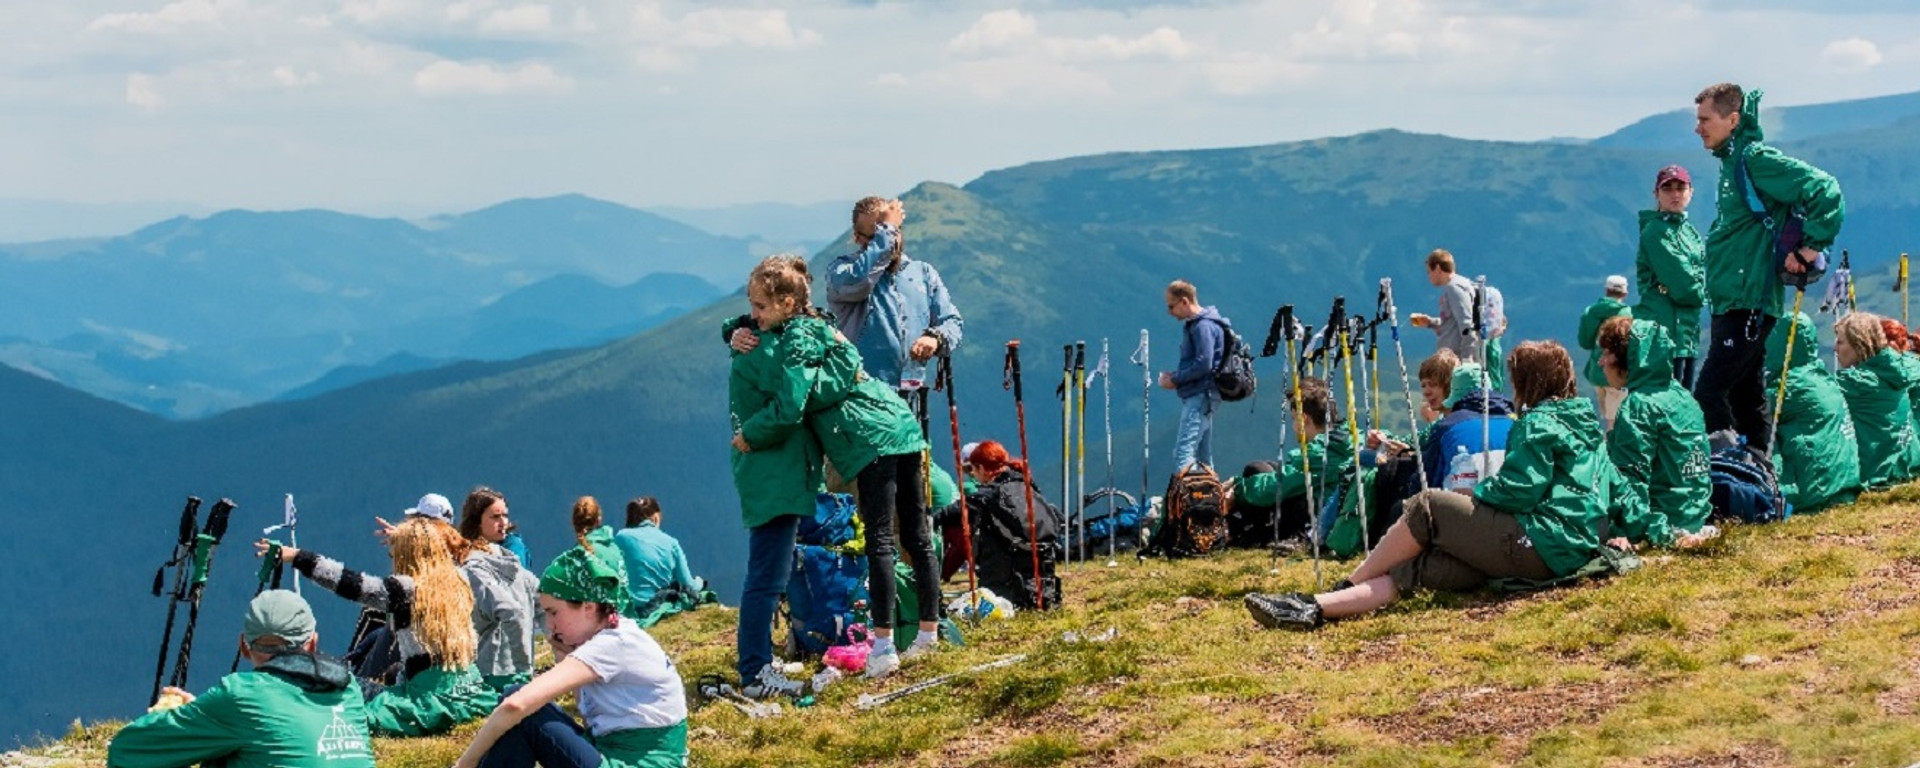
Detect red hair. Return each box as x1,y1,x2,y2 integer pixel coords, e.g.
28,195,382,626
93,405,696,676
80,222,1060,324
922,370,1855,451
1881,318,1910,353
966,440,1026,475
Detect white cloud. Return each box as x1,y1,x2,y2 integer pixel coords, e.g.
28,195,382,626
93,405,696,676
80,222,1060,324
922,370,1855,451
125,73,164,110
940,58,1112,101
1200,51,1317,95
272,65,322,88
339,0,420,24
1046,27,1191,61
1819,36,1883,72
88,0,242,34
876,72,908,86
412,60,575,95
633,3,821,50
633,47,688,72
479,4,552,34
948,9,1040,55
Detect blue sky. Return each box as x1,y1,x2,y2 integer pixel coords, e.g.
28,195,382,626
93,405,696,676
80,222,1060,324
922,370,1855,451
3,0,1917,213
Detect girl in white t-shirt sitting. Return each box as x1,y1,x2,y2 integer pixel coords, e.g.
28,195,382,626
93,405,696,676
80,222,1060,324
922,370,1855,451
455,545,688,768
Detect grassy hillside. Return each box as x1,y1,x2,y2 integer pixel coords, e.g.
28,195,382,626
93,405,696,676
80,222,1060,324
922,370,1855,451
30,484,1920,767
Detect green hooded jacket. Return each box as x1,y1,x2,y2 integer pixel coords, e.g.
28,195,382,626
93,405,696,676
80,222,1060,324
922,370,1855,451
726,318,826,529
107,652,376,768
1236,433,1328,506
1901,350,1920,479
1635,209,1705,357
1703,88,1846,317
1607,321,1712,534
1471,397,1618,576
1838,347,1920,489
1763,312,1862,512
1577,296,1631,388
783,316,926,478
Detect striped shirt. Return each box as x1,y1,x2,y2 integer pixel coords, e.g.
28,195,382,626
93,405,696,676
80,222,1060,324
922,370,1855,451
293,550,433,682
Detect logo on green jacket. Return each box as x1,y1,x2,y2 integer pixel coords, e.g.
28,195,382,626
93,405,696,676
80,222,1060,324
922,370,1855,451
317,704,372,761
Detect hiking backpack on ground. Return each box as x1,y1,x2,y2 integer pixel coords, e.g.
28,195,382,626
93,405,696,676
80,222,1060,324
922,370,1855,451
1708,444,1791,524
785,492,869,657
972,476,1065,611
1144,463,1231,558
1079,488,1146,554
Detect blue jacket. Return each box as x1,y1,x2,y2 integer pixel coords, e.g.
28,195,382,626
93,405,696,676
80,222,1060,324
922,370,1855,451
1173,307,1227,399
826,224,965,389
612,521,696,608
1421,391,1515,487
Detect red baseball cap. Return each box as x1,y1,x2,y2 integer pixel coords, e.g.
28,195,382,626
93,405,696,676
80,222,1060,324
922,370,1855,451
1655,165,1691,188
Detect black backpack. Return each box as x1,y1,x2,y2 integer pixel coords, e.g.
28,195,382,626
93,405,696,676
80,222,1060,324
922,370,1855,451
1144,463,1231,558
1708,444,1790,524
1195,317,1257,402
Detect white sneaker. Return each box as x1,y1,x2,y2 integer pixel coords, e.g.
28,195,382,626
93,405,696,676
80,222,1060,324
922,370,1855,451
741,663,805,699
900,633,938,661
864,638,900,680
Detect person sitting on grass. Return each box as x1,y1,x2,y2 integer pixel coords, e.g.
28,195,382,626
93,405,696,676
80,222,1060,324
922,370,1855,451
1243,340,1711,630
1233,378,1336,552
454,546,689,768
1597,317,1713,535
1763,312,1862,513
456,486,542,693
1834,313,1920,490
107,590,375,768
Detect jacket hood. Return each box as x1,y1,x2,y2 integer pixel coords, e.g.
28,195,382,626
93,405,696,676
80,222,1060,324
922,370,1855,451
1526,397,1604,452
1717,88,1766,157
463,544,526,582
258,650,354,693
1765,311,1821,373
1624,319,1677,390
1448,390,1514,417
1445,363,1485,408
1639,209,1685,227
1190,306,1223,324
1857,347,1918,389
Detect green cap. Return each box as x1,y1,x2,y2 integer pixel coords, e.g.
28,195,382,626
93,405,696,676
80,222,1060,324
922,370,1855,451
243,590,316,650
1445,362,1485,409
540,546,623,605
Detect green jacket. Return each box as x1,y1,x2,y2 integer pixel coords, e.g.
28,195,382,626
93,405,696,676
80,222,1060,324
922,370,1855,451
1763,312,1862,512
727,318,826,529
1237,433,1328,506
1576,296,1631,387
108,653,376,768
1903,351,1920,479
1607,320,1712,534
1635,209,1705,357
1472,397,1619,575
1703,89,1846,317
782,316,926,478
1838,347,1920,489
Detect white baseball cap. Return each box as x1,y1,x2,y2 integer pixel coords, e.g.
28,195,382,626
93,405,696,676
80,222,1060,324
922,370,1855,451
1604,275,1628,293
404,493,454,524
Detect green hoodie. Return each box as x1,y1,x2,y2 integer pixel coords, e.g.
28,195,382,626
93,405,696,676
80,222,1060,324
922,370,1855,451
782,316,926,478
1837,346,1920,489
1607,321,1712,534
1763,312,1862,512
1237,433,1328,506
1703,89,1846,317
726,318,826,529
1901,350,1920,479
108,652,376,768
1635,209,1705,357
1577,296,1631,388
1471,397,1618,576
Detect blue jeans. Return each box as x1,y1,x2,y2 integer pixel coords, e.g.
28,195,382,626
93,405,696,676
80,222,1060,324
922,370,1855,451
1172,392,1217,473
736,514,800,683
478,686,603,768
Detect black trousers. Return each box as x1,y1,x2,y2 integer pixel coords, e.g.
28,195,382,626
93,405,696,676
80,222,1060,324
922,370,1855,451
855,451,941,629
1693,310,1776,450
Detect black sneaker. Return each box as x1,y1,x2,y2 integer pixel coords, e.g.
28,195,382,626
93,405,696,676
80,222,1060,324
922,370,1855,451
1244,592,1324,630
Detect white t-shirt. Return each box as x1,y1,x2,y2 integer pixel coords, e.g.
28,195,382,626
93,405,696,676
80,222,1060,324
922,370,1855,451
568,620,688,736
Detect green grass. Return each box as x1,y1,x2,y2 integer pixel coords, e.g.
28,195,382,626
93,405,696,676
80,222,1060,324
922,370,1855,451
32,490,1920,767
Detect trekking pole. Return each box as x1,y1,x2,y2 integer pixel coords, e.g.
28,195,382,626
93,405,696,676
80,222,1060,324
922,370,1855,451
1130,330,1150,534
1330,298,1371,558
1074,341,1088,563
1100,338,1118,567
1262,304,1307,574
231,539,287,673
936,354,979,619
1902,253,1910,328
1382,279,1429,488
1004,341,1047,610
150,496,202,705
1768,286,1810,457
1058,344,1073,564
168,498,235,692
1474,276,1492,475
1368,312,1382,433
263,493,300,596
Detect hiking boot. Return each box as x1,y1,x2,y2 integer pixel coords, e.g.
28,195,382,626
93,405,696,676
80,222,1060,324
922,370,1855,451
900,633,939,662
1244,592,1323,631
864,637,901,680
741,664,805,700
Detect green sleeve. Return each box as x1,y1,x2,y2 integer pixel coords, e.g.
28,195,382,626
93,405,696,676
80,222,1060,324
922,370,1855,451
1239,471,1279,507
671,542,696,592
1749,146,1846,251
928,465,959,510
1644,223,1705,306
107,681,247,768
720,315,750,345
1472,419,1555,513
736,337,814,450
1604,457,1674,547
1607,399,1656,493
1576,307,1602,352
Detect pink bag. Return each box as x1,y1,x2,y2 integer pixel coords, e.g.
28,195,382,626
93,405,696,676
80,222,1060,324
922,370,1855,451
822,624,873,673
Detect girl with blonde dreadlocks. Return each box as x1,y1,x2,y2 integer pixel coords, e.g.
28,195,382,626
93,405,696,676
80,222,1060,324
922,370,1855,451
260,517,499,736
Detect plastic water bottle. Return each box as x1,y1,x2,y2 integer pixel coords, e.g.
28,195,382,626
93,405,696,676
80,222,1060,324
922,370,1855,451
810,666,842,693
1446,446,1479,493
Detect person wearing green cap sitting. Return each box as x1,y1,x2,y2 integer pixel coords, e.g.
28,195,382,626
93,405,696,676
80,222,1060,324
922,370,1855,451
1763,312,1863,513
455,546,689,768
108,590,376,768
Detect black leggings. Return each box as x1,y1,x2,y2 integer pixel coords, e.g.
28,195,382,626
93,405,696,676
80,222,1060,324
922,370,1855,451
856,451,941,630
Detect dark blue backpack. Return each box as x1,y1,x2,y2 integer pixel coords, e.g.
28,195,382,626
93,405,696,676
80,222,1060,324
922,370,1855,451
1081,491,1145,554
785,493,868,657
1708,445,1791,524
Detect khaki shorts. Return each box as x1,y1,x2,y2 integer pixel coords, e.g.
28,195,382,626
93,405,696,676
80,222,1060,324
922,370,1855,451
1388,489,1556,593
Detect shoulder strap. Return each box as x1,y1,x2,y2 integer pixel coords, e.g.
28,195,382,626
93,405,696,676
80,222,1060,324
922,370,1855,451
1735,145,1775,228
1195,316,1234,372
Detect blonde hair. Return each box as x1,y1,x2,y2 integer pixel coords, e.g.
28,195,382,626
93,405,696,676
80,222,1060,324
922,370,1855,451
747,254,811,315
572,496,603,552
1167,280,1197,303
1426,249,1455,273
1836,313,1889,360
388,518,478,669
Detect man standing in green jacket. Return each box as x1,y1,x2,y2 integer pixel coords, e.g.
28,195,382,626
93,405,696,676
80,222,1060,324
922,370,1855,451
1636,165,1707,388
1691,82,1846,452
108,590,375,768
1577,275,1632,429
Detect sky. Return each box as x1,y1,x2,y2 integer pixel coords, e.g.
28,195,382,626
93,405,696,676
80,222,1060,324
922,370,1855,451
3,0,1919,214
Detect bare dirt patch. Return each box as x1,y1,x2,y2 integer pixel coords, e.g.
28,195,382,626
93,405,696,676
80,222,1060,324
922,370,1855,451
1362,680,1634,761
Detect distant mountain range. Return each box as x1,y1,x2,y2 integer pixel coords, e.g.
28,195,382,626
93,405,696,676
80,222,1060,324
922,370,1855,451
6,89,1920,747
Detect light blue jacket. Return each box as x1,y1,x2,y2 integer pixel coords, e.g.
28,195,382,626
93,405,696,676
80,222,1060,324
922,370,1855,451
612,521,696,607
826,224,965,388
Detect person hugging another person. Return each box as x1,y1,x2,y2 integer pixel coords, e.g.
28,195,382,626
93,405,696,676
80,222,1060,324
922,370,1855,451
1763,312,1862,513
454,546,689,768
457,487,541,693
1834,314,1920,490
1596,317,1713,537
262,518,498,736
1243,341,1710,630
